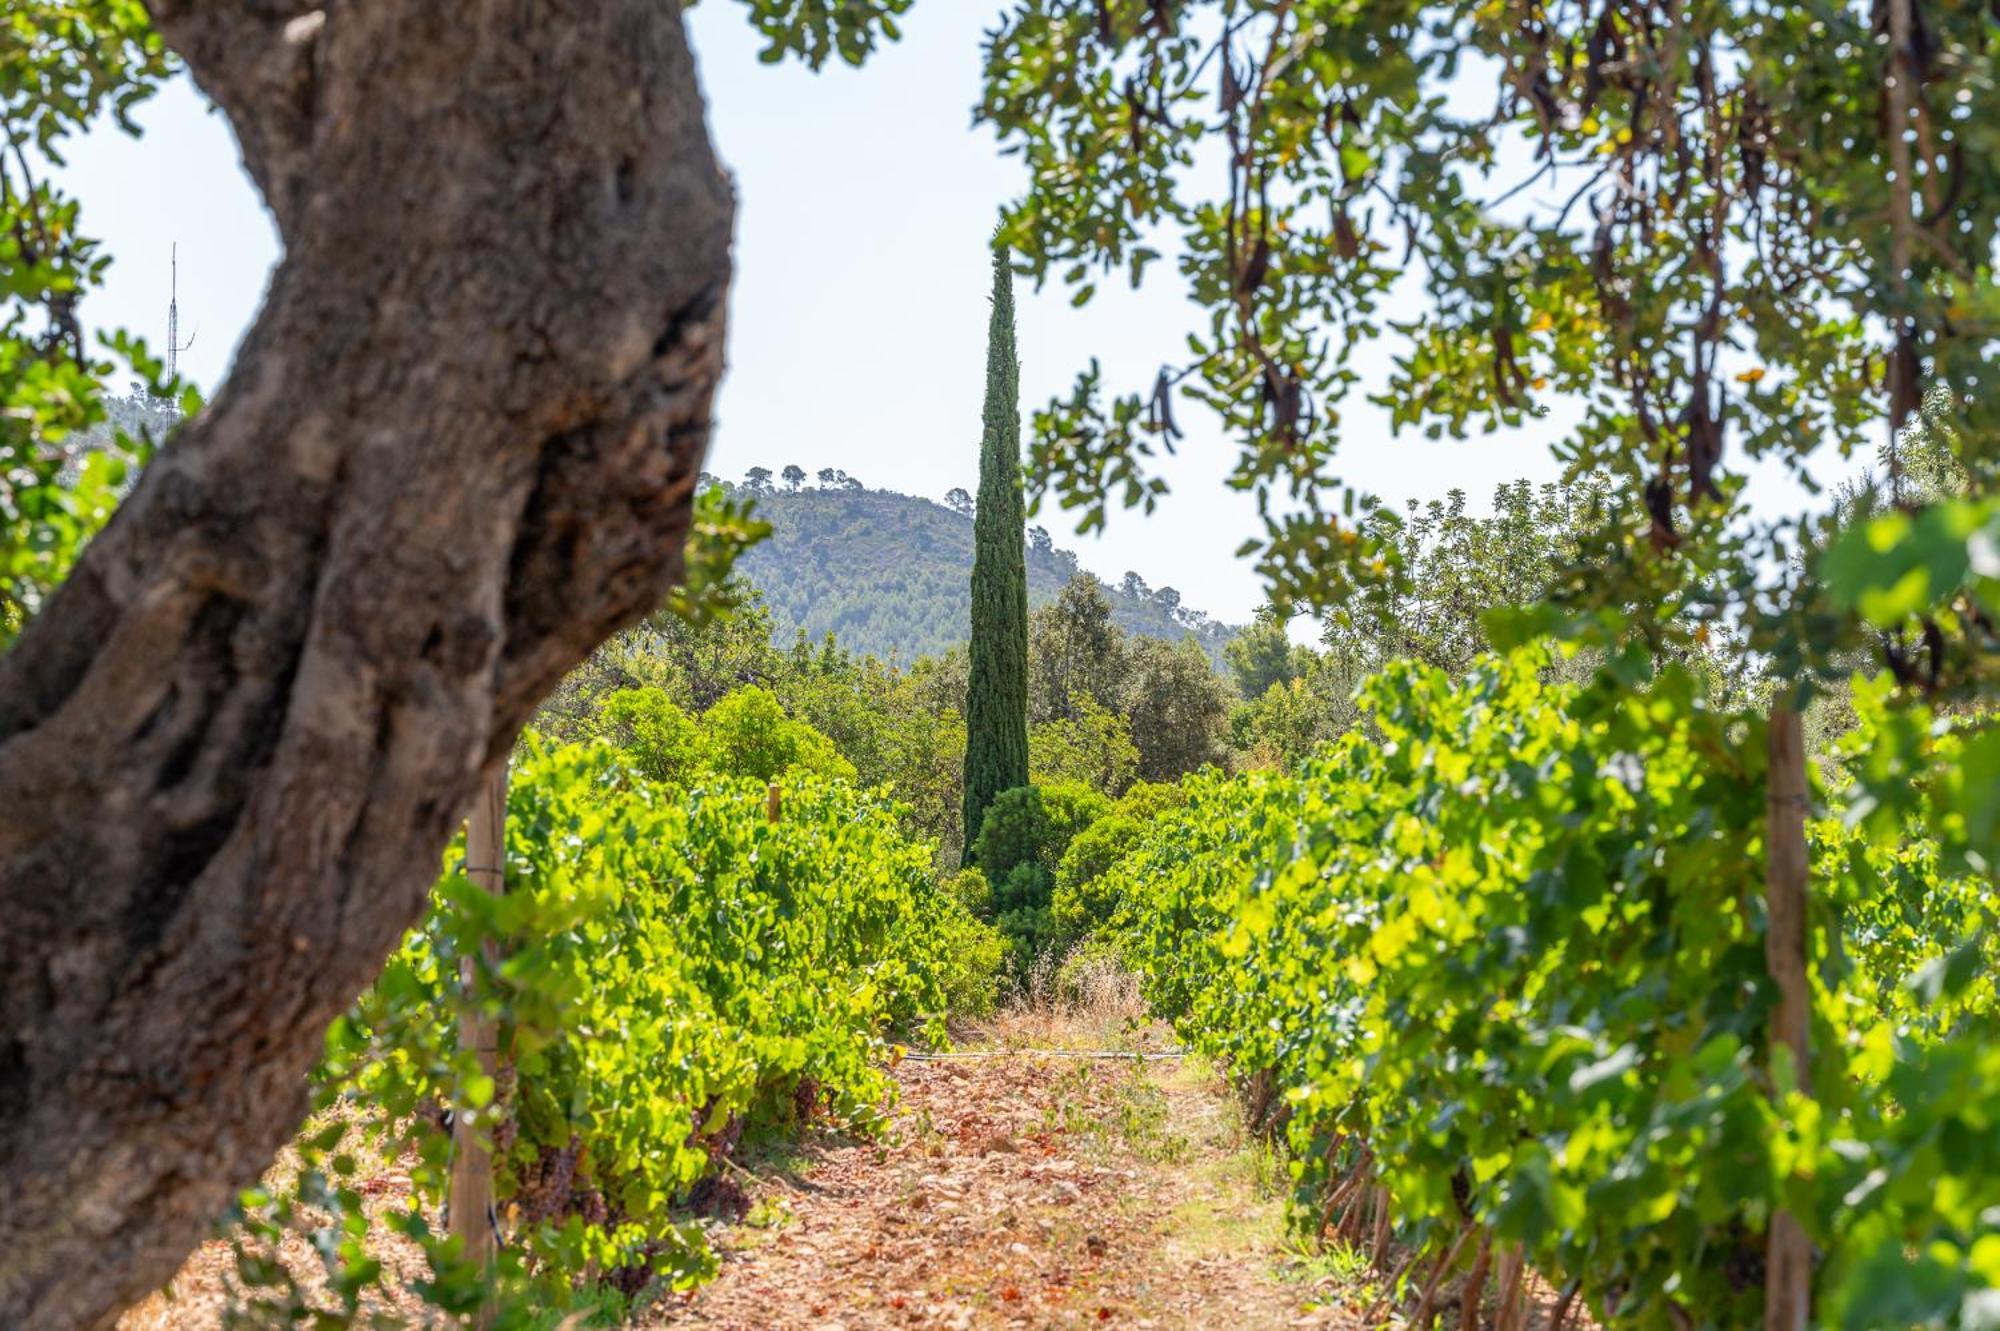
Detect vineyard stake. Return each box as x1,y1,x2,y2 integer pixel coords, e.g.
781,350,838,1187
449,760,508,1330
1763,702,1813,1331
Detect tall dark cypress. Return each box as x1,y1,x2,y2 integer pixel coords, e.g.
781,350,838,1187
961,242,1030,864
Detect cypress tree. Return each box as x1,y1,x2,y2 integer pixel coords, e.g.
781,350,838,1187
962,242,1030,864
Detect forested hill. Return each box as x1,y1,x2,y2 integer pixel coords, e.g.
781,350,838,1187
721,480,1236,663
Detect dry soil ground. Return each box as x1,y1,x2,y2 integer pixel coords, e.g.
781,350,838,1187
119,1008,1582,1331
644,1016,1361,1331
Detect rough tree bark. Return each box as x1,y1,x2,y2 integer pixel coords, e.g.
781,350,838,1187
0,2,734,1326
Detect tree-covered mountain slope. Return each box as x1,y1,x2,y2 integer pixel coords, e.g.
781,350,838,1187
722,481,1236,663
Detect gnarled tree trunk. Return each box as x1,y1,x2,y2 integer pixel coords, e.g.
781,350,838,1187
0,2,733,1326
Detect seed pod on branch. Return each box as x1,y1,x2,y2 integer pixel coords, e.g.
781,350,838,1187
1646,473,1680,553
1333,206,1360,259
1684,377,1725,506
1149,366,1184,443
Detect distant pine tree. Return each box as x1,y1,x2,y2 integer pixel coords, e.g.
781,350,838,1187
962,242,1030,863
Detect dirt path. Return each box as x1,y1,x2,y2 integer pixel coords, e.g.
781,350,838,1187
118,1013,1579,1331
645,1022,1361,1331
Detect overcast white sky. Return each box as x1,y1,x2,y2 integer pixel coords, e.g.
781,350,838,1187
61,4,1826,629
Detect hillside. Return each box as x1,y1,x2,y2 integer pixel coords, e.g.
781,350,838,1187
721,482,1236,663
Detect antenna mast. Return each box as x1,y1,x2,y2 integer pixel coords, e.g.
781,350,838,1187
166,243,195,386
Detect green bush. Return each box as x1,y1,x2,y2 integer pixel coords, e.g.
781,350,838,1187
1049,781,1186,948
698,684,856,784
592,683,857,791
1109,779,1185,820
1050,813,1144,947
942,865,990,914
928,901,1008,1018
592,686,702,783
972,781,1110,964
235,735,996,1321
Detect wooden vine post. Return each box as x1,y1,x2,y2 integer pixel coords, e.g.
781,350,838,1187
1763,702,1812,1331
449,762,509,1329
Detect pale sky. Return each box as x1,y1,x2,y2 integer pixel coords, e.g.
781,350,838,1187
60,4,1820,630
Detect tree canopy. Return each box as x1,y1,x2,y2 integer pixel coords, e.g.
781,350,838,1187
977,0,1999,699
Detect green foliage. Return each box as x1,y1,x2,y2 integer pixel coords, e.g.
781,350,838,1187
1824,496,2000,632
973,779,1110,964
971,785,1053,888
1050,816,1143,949
1223,606,1303,700
1,1,183,642
590,686,702,784
1028,692,1138,795
230,735,1001,1321
1108,647,2000,1328
982,0,2000,636
1228,673,1350,773
719,0,912,69
1050,780,1186,949
589,683,855,790
942,865,990,915
1122,633,1231,781
542,590,978,863
697,684,856,785
1330,481,1615,678
963,243,1032,859
658,485,772,629
1029,572,1130,720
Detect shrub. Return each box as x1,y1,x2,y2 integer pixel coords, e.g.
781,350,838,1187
236,735,994,1320
972,781,1111,965
1050,781,1187,948
928,903,1008,1019
1051,813,1145,947
592,686,702,783
699,684,857,784
942,865,990,914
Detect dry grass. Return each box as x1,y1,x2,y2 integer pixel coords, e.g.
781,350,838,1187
973,944,1154,1054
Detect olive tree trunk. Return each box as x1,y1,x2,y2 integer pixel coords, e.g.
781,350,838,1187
0,2,733,1326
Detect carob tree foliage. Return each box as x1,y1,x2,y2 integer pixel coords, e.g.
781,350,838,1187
986,0,1997,666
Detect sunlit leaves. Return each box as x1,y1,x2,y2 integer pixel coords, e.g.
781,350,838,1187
661,485,773,628
1824,497,2000,627
231,737,998,1320
977,0,2000,628
1,1,176,641
1111,646,2000,1327
708,0,914,68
